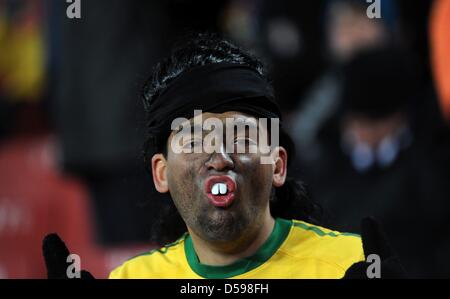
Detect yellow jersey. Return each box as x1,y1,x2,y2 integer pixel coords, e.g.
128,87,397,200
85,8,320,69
109,218,364,279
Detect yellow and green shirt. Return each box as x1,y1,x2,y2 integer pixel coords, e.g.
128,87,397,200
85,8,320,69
109,218,364,279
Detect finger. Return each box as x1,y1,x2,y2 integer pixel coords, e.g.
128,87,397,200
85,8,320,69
343,261,369,279
80,270,95,279
360,217,392,260
42,233,70,279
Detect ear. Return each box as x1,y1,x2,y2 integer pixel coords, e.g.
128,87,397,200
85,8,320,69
151,154,169,193
271,146,288,188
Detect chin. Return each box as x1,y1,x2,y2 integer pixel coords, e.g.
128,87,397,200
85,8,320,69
197,211,249,243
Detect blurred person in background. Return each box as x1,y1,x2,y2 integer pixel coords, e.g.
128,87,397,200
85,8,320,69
289,0,398,164
257,0,326,116
286,0,450,277
295,47,450,277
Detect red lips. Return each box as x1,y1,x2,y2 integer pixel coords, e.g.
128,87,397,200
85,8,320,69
204,175,237,208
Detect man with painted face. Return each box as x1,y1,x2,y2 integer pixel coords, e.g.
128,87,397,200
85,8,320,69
108,34,366,279
43,34,405,279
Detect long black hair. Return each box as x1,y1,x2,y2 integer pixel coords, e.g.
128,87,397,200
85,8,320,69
142,33,323,245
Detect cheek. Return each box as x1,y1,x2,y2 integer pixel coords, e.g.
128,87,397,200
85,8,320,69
237,154,274,198
166,155,203,203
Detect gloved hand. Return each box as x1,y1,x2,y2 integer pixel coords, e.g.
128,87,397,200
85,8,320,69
343,217,407,279
42,233,95,279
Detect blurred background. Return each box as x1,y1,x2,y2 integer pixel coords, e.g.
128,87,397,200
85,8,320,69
0,0,449,278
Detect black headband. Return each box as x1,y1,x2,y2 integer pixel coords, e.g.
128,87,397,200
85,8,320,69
147,63,281,134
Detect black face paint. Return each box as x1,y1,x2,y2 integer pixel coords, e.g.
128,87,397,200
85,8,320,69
166,112,274,244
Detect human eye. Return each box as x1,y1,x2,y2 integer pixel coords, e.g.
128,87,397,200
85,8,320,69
234,137,256,146
182,138,203,151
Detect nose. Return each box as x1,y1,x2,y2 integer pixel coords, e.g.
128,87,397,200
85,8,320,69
205,144,234,172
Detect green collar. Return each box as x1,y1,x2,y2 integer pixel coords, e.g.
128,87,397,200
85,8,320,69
184,218,292,279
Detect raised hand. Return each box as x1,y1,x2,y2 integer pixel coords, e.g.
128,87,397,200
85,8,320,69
343,217,406,279
42,233,95,279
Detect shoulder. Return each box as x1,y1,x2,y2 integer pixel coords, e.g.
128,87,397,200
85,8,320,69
281,219,365,272
109,234,188,279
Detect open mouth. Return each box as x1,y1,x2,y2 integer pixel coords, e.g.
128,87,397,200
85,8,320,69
204,176,237,208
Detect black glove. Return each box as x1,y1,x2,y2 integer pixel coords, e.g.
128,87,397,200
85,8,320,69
343,217,407,279
42,233,95,279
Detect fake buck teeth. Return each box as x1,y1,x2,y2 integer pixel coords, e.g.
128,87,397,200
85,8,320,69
211,183,228,195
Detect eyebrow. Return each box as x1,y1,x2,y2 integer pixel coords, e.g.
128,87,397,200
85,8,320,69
232,119,258,130
174,124,206,135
